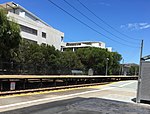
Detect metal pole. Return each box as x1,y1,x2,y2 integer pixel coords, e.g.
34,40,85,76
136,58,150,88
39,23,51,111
122,59,124,75
135,67,137,76
136,40,144,103
105,62,107,76
105,58,109,76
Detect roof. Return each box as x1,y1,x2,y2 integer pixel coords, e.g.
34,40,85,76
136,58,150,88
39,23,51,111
64,45,93,48
66,41,105,44
141,55,150,61
0,2,52,28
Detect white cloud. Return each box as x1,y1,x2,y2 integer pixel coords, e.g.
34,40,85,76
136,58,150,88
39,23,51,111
120,22,150,30
139,23,147,26
140,24,150,29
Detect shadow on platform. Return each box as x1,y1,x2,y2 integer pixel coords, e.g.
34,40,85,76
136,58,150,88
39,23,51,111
1,97,150,114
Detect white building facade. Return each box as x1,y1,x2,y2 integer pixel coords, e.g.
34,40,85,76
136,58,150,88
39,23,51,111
0,2,64,50
0,2,112,52
62,41,112,52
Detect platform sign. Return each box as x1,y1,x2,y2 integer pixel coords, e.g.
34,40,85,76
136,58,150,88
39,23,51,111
88,68,93,76
10,82,16,90
139,61,150,101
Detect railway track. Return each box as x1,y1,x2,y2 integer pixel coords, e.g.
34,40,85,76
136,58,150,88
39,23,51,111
0,82,109,96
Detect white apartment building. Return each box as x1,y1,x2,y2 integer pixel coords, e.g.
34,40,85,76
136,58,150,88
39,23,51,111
0,2,64,50
62,41,112,52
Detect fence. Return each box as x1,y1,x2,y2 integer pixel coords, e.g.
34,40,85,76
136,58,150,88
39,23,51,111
0,61,85,75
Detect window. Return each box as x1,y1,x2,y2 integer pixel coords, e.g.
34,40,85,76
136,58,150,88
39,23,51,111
66,43,81,46
83,42,92,45
61,36,64,42
42,32,46,38
20,25,37,36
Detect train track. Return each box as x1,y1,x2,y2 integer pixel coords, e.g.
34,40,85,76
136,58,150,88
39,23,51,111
0,82,109,96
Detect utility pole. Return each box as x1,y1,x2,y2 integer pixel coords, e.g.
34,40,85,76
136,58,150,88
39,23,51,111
136,40,144,103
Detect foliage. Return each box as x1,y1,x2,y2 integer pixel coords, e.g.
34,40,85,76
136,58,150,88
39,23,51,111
109,52,122,75
76,47,122,75
16,42,84,75
129,65,139,75
59,50,83,74
0,9,21,73
0,9,123,75
17,40,61,74
0,9,21,61
7,41,122,75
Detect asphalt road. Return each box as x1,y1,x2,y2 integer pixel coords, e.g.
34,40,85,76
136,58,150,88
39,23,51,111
0,80,150,114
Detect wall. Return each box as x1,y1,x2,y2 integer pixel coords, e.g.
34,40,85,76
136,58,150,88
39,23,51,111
7,9,64,50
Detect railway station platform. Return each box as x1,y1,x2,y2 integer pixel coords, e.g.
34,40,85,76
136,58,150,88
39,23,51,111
0,80,150,114
0,75,138,92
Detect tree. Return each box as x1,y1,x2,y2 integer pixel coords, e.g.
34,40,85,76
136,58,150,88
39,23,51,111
40,44,61,74
0,9,21,73
129,65,139,75
76,47,107,74
76,47,122,75
110,52,122,75
59,51,83,74
17,40,61,74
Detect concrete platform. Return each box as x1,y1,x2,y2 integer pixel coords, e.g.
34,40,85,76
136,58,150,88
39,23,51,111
0,80,150,114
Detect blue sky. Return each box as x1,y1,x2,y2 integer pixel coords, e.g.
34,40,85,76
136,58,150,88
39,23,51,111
1,0,150,64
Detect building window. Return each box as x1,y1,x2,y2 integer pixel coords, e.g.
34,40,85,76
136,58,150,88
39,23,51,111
66,43,81,46
83,42,92,45
42,32,46,38
20,25,37,36
61,36,63,42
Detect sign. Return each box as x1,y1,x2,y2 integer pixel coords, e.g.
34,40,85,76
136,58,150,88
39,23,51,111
10,82,16,90
88,68,93,76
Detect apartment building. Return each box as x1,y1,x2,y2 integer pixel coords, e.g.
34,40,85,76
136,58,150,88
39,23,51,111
0,2,64,50
62,41,112,52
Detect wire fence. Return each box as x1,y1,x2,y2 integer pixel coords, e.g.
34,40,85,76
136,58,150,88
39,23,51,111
0,61,85,75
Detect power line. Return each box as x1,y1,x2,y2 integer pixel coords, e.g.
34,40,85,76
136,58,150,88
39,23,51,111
63,0,139,46
47,0,139,48
77,0,141,41
47,0,140,48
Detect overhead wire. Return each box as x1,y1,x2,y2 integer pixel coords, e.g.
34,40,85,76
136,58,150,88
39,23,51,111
76,0,141,41
47,0,140,48
63,0,139,46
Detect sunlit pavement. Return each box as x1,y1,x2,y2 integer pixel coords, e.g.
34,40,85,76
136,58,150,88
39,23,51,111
0,80,150,114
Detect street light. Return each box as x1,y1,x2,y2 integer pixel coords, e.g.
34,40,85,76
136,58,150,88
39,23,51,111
105,58,109,76
121,59,124,75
